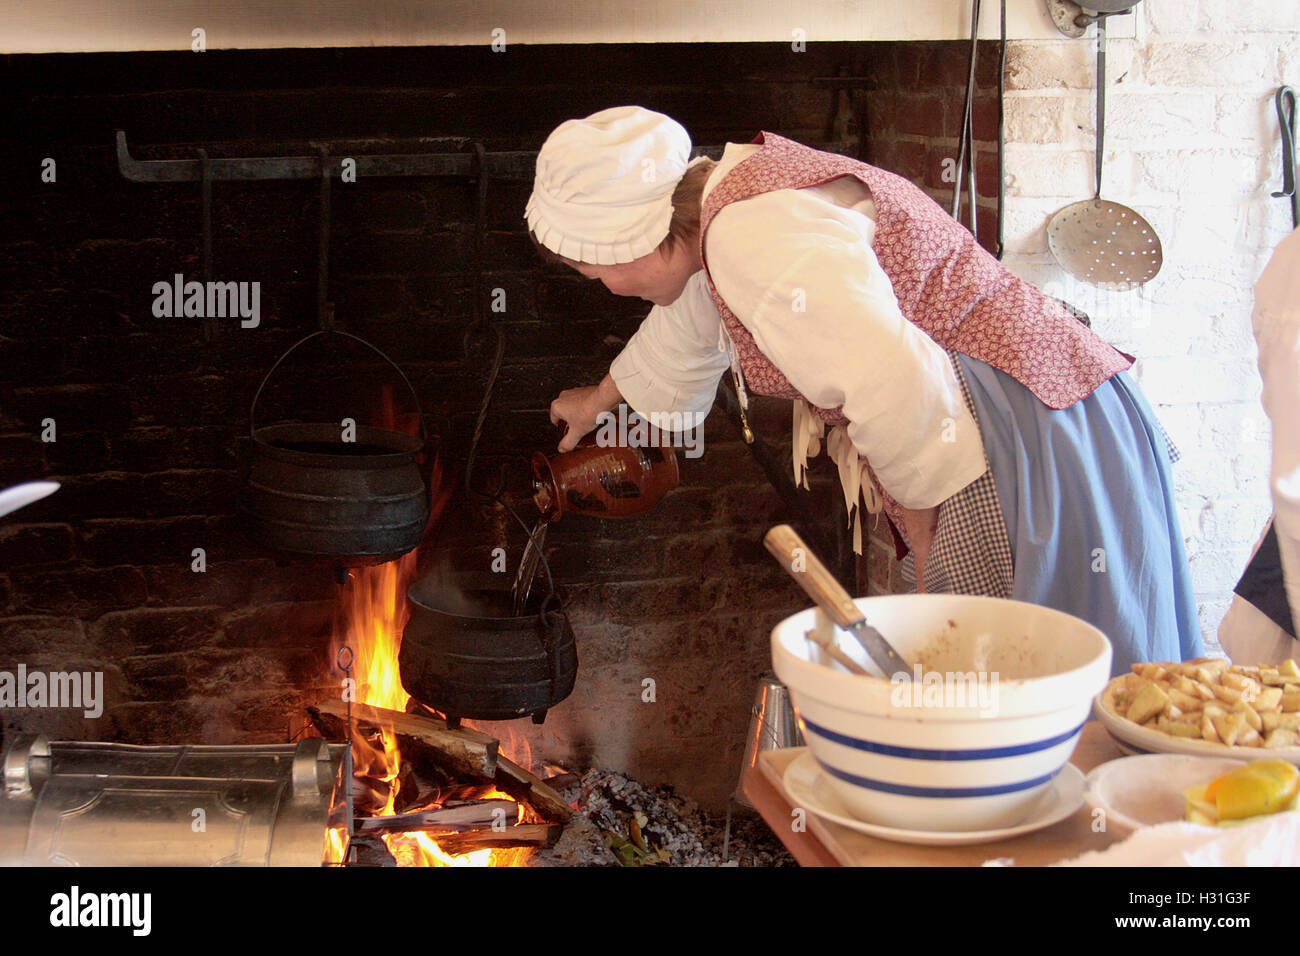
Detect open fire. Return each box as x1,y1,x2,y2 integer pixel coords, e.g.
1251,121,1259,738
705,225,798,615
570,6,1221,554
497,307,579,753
321,553,541,867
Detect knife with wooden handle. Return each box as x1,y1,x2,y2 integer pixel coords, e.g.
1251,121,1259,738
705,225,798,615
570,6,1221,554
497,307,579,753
764,523,911,679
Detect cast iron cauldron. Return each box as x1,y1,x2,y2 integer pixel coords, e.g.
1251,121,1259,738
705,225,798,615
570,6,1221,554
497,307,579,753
399,574,577,726
239,331,430,567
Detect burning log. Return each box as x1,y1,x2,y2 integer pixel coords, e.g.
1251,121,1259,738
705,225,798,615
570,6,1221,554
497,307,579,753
344,834,398,867
441,789,503,805
401,687,572,821
392,746,466,813
396,786,447,816
433,824,563,854
351,775,391,815
405,698,444,720
353,799,518,834
310,700,499,779
496,754,573,823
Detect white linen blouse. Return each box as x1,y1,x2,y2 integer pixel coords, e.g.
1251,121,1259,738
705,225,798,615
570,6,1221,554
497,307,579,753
608,143,987,541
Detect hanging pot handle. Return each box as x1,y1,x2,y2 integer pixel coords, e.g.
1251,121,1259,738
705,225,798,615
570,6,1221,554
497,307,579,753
248,329,427,443
537,591,566,698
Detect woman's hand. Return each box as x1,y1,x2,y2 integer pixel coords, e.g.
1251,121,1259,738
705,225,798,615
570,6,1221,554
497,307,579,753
550,373,623,452
900,504,940,594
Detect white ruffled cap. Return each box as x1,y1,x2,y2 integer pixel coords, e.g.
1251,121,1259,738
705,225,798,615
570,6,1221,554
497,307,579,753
526,106,692,265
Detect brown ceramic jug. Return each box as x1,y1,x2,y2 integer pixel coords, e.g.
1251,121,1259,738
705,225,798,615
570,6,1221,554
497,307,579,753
531,433,680,521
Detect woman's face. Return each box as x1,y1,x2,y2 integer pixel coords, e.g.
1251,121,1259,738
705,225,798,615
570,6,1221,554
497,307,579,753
569,241,701,307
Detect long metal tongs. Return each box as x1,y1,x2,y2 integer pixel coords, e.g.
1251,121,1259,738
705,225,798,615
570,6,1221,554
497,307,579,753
950,0,981,234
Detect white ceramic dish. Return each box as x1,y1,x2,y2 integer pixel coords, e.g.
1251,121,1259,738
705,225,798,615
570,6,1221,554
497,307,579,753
1093,677,1300,764
783,749,1085,846
771,593,1112,832
1082,754,1249,838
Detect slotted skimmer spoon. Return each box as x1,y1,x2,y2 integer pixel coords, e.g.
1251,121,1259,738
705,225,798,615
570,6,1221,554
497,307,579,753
1047,15,1163,290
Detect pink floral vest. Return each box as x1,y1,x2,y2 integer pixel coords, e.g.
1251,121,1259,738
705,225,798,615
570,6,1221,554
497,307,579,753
698,132,1134,422
698,132,1135,558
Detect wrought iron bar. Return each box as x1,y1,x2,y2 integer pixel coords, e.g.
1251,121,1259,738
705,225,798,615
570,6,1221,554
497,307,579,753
116,130,856,184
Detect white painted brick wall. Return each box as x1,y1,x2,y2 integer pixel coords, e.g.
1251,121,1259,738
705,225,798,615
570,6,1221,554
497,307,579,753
1004,146,1095,198
1196,0,1300,34
1001,1,1299,657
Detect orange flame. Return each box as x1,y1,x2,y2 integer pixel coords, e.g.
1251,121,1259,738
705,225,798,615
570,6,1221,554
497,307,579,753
329,553,534,867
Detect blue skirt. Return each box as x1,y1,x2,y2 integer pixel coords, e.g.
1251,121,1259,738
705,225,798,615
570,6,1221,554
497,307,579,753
954,354,1203,676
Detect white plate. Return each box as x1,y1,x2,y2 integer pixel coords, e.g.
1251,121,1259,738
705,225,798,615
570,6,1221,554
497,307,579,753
1083,754,1249,838
1094,678,1300,764
781,749,1086,847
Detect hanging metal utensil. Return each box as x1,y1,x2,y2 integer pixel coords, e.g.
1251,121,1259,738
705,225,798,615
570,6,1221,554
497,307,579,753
1045,0,1143,38
950,0,981,235
1272,85,1298,229
1047,13,1163,290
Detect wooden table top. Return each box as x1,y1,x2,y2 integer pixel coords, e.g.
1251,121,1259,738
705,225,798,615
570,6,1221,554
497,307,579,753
741,720,1128,866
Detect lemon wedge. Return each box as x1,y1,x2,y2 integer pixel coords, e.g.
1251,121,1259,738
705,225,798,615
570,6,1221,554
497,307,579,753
1185,759,1300,826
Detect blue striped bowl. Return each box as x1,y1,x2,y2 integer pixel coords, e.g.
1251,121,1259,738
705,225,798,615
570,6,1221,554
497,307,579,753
772,594,1112,832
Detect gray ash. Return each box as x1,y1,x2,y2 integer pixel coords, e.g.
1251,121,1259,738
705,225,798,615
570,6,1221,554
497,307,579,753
532,768,796,867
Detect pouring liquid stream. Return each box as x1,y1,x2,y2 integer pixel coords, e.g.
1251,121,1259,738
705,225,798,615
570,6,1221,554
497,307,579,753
510,518,548,616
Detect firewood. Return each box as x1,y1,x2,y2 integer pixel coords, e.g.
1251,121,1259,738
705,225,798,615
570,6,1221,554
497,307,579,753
356,820,491,836
351,775,391,815
307,709,386,750
353,799,519,833
307,708,363,745
405,699,443,720
542,772,581,790
398,739,465,798
442,793,502,807
495,754,573,823
433,823,562,853
343,833,397,867
391,762,423,814
311,700,499,779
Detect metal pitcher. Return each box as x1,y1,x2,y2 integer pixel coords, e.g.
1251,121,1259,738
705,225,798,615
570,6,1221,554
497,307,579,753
734,674,804,808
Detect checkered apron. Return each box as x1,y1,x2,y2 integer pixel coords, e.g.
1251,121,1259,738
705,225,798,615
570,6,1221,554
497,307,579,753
897,354,1016,596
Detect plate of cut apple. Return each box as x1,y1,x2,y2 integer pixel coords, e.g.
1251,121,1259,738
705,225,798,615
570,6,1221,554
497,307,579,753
1094,657,1300,763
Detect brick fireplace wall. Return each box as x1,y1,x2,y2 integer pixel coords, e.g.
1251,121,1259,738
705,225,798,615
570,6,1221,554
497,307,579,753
864,40,1004,256
0,41,998,808
859,40,1003,596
